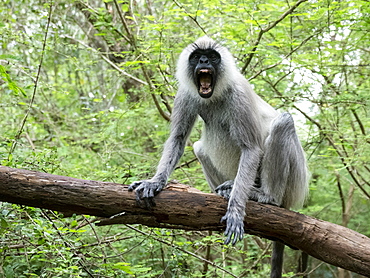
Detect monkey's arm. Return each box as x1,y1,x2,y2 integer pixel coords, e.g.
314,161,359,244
128,95,198,208
218,91,265,244
222,96,262,244
223,146,262,245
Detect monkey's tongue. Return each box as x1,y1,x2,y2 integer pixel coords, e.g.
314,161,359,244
199,74,212,95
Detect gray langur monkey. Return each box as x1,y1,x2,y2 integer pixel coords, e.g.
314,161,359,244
128,36,309,278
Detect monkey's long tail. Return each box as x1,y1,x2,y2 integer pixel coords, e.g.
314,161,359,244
270,241,285,278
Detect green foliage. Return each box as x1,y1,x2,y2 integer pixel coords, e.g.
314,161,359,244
0,0,369,276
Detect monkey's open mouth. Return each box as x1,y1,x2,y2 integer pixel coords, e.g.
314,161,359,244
197,69,213,98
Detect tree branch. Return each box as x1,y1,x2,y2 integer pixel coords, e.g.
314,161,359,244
0,166,369,276
241,0,308,73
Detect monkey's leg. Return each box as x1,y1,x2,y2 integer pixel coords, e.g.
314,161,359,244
271,241,285,278
260,112,308,278
193,141,228,192
260,112,308,209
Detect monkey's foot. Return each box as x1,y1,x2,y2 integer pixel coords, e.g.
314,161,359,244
215,180,234,199
128,179,165,209
249,187,279,206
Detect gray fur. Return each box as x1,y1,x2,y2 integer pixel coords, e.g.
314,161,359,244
129,36,309,278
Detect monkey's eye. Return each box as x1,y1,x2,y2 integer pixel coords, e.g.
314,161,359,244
209,52,220,63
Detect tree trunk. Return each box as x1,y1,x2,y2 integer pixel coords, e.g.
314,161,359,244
0,166,369,277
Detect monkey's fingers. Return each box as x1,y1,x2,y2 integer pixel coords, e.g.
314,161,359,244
142,186,154,208
129,180,164,210
131,186,154,209
215,180,233,199
143,197,156,210
134,192,156,210
221,215,233,245
224,235,232,245
128,181,142,191
221,215,244,245
232,226,244,245
134,190,145,206
224,230,238,245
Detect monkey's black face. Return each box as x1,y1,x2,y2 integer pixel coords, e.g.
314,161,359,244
189,49,221,98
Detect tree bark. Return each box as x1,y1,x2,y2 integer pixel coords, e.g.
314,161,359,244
0,166,369,277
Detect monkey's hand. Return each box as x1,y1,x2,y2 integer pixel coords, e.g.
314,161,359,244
215,180,233,199
128,179,166,209
221,207,245,245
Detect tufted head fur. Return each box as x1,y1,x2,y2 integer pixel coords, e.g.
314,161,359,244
176,36,240,100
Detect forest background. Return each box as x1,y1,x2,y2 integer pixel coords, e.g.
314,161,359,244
0,0,369,277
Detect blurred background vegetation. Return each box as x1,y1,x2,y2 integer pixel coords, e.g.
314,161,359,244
0,0,369,277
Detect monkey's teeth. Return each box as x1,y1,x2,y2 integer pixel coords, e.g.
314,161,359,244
199,72,212,95
199,69,210,73
197,68,213,96
199,87,212,94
